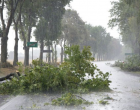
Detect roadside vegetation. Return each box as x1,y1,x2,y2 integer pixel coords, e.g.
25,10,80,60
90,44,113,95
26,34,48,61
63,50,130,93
113,55,140,71
0,45,111,94
0,45,111,106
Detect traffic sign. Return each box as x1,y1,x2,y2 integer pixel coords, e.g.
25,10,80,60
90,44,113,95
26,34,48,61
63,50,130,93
27,42,38,47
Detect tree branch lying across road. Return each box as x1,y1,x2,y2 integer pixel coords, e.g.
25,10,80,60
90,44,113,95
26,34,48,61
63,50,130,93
0,72,20,81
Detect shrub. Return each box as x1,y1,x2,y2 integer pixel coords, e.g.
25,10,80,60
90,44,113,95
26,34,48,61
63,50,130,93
113,55,140,71
0,45,111,94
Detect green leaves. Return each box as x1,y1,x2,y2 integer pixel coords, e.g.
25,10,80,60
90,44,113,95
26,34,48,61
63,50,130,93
114,55,140,71
0,45,111,94
109,0,140,54
52,93,93,106
61,9,87,45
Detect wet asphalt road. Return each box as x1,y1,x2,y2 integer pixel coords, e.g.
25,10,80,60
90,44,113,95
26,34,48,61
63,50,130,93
0,61,140,110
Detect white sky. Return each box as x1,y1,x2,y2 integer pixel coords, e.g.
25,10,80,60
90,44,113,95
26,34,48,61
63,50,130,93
7,0,119,53
69,0,119,38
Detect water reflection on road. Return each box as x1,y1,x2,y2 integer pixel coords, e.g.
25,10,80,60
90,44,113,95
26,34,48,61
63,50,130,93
0,61,140,110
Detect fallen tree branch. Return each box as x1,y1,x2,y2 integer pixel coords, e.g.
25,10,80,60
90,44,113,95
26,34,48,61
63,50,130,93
0,72,21,81
73,94,86,101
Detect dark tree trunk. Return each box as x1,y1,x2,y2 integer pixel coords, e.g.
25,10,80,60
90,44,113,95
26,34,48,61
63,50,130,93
0,72,20,81
0,0,21,64
22,30,29,66
24,41,27,66
21,28,28,67
48,45,51,64
139,42,140,56
39,40,44,61
26,18,32,65
1,36,8,63
13,24,19,66
26,47,29,65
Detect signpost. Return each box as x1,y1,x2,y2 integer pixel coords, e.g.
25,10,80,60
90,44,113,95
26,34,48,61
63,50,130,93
27,42,38,47
27,42,38,62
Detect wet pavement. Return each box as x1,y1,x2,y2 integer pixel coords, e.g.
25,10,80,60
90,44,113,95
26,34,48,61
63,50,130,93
0,61,140,110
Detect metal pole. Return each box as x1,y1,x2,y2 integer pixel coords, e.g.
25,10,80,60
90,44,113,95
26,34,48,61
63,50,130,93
32,47,33,62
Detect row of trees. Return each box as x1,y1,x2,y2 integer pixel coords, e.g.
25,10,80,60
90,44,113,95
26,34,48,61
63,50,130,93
58,10,122,61
0,0,122,66
0,0,72,66
109,0,140,55
84,25,122,61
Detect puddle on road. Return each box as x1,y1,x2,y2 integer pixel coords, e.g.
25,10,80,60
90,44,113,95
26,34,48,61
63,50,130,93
0,61,140,110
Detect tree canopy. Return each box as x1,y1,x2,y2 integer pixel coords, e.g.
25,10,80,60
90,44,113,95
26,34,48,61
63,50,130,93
109,0,140,54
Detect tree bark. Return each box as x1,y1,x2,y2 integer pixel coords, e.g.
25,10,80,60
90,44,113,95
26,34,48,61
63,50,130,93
0,72,20,81
138,42,140,56
48,45,51,64
13,23,19,66
1,36,8,63
26,24,32,65
39,40,44,61
0,0,21,64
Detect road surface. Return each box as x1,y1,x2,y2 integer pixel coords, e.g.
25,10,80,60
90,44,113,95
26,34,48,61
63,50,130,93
0,61,140,110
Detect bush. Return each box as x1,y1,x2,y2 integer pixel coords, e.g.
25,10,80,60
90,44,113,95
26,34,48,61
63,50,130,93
113,55,140,71
0,45,111,94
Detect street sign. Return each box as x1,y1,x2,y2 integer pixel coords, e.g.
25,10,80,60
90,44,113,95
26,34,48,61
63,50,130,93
43,50,53,53
27,42,38,62
125,53,133,55
27,42,38,47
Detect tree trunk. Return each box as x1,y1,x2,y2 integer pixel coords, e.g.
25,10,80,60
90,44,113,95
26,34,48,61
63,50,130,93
22,32,29,66
139,42,140,56
39,40,44,61
24,42,28,66
13,24,19,66
51,45,54,63
48,45,51,64
26,19,32,65
64,39,66,60
1,36,8,63
55,44,57,64
0,0,21,64
61,46,63,63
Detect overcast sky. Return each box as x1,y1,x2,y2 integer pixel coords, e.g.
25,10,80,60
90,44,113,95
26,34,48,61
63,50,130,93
8,0,119,53
69,0,119,38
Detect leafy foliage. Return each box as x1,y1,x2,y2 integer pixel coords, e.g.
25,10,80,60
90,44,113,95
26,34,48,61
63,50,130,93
61,9,88,45
83,24,122,60
52,93,93,106
113,55,140,71
109,0,140,55
0,45,111,94
99,100,109,105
